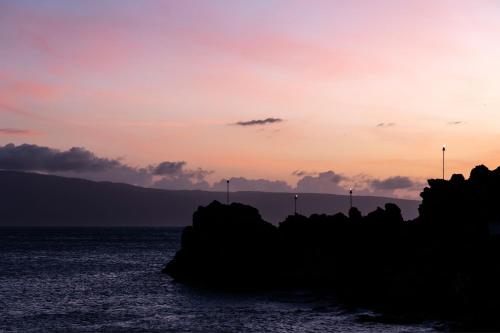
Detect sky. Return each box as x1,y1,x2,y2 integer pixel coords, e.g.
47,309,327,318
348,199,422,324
1,0,500,199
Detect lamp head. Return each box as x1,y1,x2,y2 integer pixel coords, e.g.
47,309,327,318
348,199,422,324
295,194,298,199
442,144,446,151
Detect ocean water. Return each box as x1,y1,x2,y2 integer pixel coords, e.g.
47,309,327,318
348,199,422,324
0,228,443,333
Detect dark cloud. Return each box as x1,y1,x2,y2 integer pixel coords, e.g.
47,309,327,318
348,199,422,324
447,121,463,125
154,161,186,175
153,176,210,191
0,143,426,198
376,122,396,127
0,143,120,172
235,118,283,126
0,143,213,189
152,162,213,190
212,177,293,192
153,166,214,190
209,171,424,199
292,171,424,198
292,170,316,177
296,171,347,194
370,176,416,190
0,128,37,135
184,168,214,181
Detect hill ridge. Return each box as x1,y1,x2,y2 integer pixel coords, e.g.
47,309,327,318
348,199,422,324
0,170,419,226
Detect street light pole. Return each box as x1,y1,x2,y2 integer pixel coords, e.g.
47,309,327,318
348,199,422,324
294,194,298,215
442,145,446,180
349,187,353,209
226,179,229,204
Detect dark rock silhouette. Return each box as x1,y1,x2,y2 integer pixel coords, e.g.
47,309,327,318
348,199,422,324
164,165,500,331
163,201,278,286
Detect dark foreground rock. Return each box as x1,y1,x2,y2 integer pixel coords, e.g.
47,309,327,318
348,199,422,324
164,165,500,331
163,201,279,287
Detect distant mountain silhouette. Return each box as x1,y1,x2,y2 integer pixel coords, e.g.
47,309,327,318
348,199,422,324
0,171,419,226
164,165,500,331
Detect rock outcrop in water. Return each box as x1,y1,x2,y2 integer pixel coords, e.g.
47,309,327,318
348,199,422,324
164,165,500,331
164,201,278,286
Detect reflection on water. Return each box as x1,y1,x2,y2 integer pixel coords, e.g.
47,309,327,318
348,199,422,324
0,228,442,332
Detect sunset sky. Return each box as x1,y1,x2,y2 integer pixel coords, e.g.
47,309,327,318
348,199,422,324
1,0,500,198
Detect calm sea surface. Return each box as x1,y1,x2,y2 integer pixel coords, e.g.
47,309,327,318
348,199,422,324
0,228,443,332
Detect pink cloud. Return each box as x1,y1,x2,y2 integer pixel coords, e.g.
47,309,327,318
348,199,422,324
0,73,64,120
1,2,139,75
0,103,45,120
0,128,41,136
3,79,63,101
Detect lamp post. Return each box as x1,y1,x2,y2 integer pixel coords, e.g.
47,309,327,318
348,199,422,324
349,187,353,209
442,145,446,180
294,194,298,215
226,179,229,204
